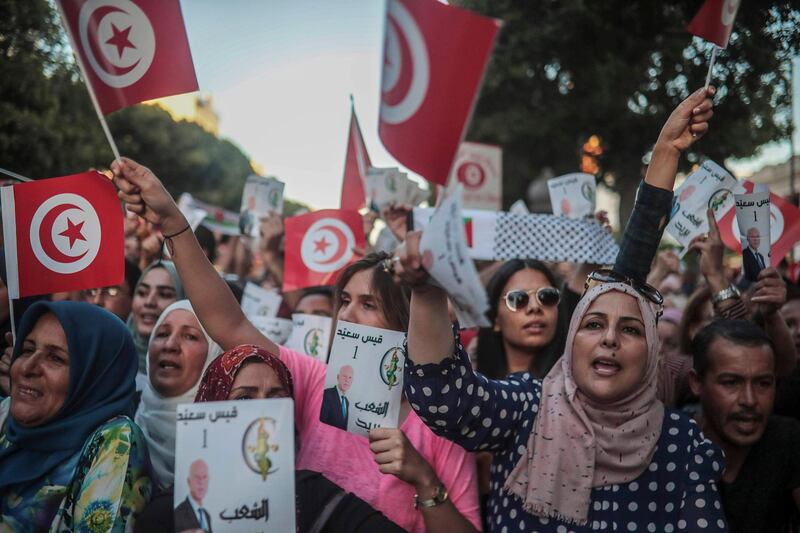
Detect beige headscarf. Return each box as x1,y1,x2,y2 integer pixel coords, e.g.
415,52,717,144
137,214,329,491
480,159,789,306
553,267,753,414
504,283,664,525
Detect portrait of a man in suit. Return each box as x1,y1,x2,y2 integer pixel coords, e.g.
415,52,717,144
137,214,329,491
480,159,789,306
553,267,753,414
174,459,213,532
320,364,354,430
742,227,767,281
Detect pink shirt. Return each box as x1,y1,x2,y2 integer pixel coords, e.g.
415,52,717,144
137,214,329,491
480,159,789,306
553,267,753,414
279,344,481,532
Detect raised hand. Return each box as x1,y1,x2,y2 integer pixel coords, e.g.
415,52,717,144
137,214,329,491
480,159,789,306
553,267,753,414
391,230,430,288
111,157,187,235
655,86,716,154
686,208,726,292
750,267,787,318
369,427,438,488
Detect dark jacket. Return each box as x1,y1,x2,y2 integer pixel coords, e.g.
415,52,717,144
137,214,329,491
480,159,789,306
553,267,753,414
319,386,348,430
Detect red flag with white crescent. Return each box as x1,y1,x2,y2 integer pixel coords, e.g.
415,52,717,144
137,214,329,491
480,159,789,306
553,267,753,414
378,0,500,186
340,106,373,211
718,180,800,265
57,0,199,114
687,0,741,49
283,209,366,292
1,172,124,298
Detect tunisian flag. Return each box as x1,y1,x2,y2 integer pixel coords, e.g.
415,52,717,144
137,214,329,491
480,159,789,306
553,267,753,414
687,0,741,48
718,180,800,265
340,105,373,210
1,172,124,298
378,0,500,186
57,0,199,114
283,210,365,293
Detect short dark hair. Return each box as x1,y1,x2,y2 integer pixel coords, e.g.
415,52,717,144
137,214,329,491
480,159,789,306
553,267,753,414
692,319,775,379
334,252,410,332
124,259,141,296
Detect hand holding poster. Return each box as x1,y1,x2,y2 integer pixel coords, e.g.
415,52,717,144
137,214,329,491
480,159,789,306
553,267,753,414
665,160,743,256
320,321,406,437
734,191,771,282
284,313,333,360
240,175,285,238
418,187,490,327
174,399,295,532
241,282,283,318
547,173,596,219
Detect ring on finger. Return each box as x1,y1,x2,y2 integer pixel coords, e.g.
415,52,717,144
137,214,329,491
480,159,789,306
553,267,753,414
382,257,398,275
700,233,709,241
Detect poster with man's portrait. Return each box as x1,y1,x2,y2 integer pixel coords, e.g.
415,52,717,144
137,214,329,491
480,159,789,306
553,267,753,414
734,191,771,282
320,320,406,437
174,399,295,532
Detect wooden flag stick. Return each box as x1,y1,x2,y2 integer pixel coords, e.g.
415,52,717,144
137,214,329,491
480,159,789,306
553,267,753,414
54,1,121,162
704,46,720,90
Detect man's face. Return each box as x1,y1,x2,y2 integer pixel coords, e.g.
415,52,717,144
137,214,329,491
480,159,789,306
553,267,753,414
746,228,761,249
188,460,209,502
337,366,353,393
780,299,800,354
690,338,775,449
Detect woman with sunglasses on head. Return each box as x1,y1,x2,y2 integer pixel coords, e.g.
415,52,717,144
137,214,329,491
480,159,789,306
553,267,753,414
395,88,731,531
110,162,481,533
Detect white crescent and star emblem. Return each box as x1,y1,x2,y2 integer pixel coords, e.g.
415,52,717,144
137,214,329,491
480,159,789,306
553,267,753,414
721,0,740,26
30,193,102,274
381,0,430,125
457,161,486,190
300,218,356,273
78,0,156,88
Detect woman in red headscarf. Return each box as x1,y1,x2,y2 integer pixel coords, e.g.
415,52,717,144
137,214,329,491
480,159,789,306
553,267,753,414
136,345,405,533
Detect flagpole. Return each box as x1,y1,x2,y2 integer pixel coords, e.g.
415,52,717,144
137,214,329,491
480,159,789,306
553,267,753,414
0,167,31,183
8,297,15,345
54,1,122,162
704,46,720,90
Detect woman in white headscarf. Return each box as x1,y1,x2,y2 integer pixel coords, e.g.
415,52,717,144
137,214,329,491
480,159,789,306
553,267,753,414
135,300,221,488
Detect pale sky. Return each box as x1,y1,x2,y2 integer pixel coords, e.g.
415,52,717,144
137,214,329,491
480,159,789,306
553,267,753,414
168,1,796,210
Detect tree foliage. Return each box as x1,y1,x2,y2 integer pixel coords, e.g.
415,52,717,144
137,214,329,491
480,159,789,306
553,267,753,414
454,0,800,221
0,0,266,211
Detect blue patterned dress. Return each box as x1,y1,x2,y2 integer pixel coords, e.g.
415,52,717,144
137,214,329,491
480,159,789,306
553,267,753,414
404,330,729,532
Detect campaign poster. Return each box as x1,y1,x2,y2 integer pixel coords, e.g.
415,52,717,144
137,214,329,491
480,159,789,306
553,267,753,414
174,399,295,532
284,313,333,360
665,160,743,256
444,141,502,211
241,282,283,318
734,191,771,282
320,320,406,437
547,173,596,219
250,317,293,345
418,187,490,328
239,175,285,238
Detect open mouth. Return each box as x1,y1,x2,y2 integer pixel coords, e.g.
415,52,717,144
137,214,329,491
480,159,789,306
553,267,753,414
522,321,547,333
591,356,621,376
730,415,762,434
138,313,159,327
157,359,182,372
16,385,42,399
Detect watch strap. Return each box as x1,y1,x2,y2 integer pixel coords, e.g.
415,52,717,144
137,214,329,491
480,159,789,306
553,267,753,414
414,485,449,509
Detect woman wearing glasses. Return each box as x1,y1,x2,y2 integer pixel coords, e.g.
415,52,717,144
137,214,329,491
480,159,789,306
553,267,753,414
475,260,568,380
395,88,729,531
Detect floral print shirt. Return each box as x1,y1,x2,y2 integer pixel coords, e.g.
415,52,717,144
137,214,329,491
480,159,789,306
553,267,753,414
0,398,153,532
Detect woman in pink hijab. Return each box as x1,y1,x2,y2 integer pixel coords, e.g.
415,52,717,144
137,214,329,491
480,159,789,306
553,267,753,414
396,88,728,530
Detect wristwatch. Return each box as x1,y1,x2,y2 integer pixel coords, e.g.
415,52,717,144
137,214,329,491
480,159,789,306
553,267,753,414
414,484,449,509
711,284,741,305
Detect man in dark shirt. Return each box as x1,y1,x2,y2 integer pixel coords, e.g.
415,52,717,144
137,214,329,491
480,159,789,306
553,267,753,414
689,319,800,533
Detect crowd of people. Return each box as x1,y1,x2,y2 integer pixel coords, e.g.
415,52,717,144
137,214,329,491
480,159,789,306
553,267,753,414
0,85,798,532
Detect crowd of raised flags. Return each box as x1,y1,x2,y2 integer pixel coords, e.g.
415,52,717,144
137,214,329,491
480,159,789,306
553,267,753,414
0,0,800,531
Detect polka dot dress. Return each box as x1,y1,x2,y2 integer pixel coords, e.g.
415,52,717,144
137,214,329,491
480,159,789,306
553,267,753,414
404,329,728,532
